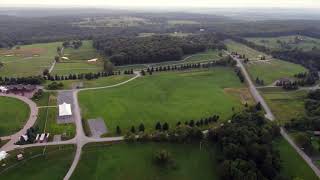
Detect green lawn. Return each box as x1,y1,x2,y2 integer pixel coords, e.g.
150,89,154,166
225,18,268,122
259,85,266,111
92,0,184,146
246,35,320,51
51,61,103,75
71,142,218,180
247,59,306,85
0,42,60,77
79,68,247,134
274,138,318,180
0,145,75,180
260,88,306,125
63,40,99,60
225,40,306,85
44,75,134,90
0,96,30,136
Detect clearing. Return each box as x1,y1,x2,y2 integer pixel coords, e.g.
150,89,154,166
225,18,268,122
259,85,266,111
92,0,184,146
71,142,218,180
0,96,30,136
79,68,249,134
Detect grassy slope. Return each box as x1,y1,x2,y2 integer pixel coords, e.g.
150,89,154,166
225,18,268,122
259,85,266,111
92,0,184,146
246,35,320,51
274,138,318,180
0,145,75,180
260,88,306,125
225,40,306,85
63,40,98,60
0,96,30,136
71,142,218,180
0,42,60,77
44,75,134,90
79,68,246,133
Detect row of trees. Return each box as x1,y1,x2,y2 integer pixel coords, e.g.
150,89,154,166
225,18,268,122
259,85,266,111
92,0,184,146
93,34,226,66
62,40,83,49
0,76,44,85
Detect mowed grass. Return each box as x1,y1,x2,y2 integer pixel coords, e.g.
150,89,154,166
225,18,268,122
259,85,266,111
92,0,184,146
225,40,306,85
274,138,318,180
0,96,30,136
0,145,75,180
71,142,218,180
260,88,306,125
0,42,60,77
44,75,134,90
247,59,306,85
79,68,246,133
246,35,320,51
63,40,99,60
51,61,103,75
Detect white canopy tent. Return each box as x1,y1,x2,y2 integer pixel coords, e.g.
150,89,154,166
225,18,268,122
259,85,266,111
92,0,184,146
59,102,72,116
0,151,8,161
0,86,8,93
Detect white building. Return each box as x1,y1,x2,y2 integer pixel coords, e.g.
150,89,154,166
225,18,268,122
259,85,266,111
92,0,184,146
59,102,72,117
0,86,8,93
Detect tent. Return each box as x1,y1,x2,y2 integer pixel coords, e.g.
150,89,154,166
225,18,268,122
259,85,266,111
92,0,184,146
0,151,8,161
59,102,72,116
0,86,8,93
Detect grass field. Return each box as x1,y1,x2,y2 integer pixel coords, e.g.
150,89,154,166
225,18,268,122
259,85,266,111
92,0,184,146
0,42,60,77
63,40,98,61
246,35,320,51
71,142,218,180
274,138,318,180
51,61,103,75
44,75,134,90
79,68,249,134
33,92,75,139
247,59,306,85
225,40,306,85
0,145,75,180
0,96,30,136
260,88,306,125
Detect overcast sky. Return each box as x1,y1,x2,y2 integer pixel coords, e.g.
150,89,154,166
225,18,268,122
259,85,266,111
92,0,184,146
1,0,320,8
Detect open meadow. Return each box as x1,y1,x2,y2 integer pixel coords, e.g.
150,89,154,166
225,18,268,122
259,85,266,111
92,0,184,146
0,96,30,136
0,42,60,77
79,68,251,134
71,142,218,180
260,88,306,125
246,35,320,51
0,145,75,180
225,40,306,85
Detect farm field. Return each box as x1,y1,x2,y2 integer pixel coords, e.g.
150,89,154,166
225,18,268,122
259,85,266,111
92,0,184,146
0,96,30,136
71,142,218,180
260,88,306,125
0,42,60,77
44,75,134,90
0,145,75,180
33,93,75,139
79,68,250,134
274,138,318,180
246,35,320,51
225,40,306,85
63,40,99,61
51,61,103,75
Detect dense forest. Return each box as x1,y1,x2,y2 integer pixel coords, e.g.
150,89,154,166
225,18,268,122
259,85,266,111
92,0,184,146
93,34,226,65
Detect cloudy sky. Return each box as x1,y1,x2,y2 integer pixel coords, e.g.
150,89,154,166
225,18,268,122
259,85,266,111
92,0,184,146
1,0,320,8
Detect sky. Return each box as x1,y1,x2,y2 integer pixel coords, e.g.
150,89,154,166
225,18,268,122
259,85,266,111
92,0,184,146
1,0,320,9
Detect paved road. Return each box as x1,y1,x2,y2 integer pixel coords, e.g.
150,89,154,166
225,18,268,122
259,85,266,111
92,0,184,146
0,94,38,152
229,53,320,178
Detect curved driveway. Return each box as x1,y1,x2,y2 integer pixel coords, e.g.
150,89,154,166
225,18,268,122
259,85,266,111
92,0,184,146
0,94,38,152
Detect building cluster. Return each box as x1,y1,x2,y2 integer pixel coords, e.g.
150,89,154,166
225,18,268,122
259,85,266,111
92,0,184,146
0,84,36,94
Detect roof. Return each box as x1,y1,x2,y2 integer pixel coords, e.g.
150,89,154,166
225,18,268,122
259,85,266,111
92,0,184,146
0,151,8,161
0,86,8,91
88,58,98,62
59,102,72,116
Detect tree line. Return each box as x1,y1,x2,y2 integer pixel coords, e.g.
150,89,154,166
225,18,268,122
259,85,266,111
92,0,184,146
93,34,226,66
